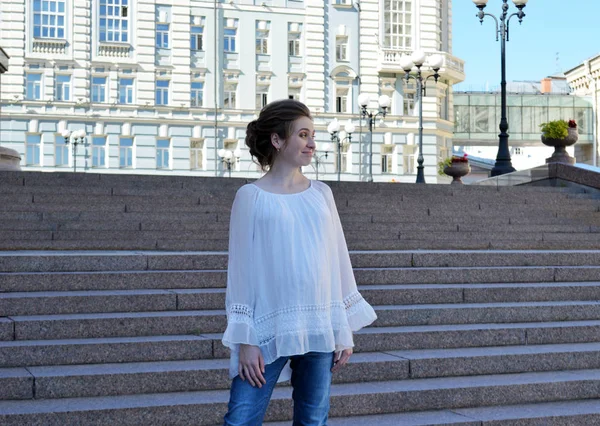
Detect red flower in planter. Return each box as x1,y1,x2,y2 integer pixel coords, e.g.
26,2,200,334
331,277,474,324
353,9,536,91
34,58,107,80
568,120,577,128
451,153,469,163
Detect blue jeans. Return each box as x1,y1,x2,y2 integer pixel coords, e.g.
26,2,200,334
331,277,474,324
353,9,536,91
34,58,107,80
223,351,335,426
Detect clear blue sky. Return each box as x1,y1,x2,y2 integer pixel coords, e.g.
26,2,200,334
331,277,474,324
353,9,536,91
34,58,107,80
452,0,600,91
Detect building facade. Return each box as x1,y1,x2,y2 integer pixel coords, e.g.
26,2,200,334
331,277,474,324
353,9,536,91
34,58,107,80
565,54,600,167
0,0,464,182
453,77,595,170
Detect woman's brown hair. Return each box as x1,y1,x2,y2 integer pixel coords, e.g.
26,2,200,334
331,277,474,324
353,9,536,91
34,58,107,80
245,99,312,172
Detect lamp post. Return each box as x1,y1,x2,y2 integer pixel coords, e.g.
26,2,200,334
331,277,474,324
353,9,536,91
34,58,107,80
61,129,86,172
473,0,528,177
313,142,333,181
358,93,390,182
327,118,356,182
218,147,242,178
400,51,444,184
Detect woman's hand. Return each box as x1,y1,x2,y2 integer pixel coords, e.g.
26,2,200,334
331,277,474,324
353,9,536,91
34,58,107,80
239,344,266,388
331,348,352,373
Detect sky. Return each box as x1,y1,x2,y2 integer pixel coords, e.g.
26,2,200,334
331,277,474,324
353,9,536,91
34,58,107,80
452,0,600,91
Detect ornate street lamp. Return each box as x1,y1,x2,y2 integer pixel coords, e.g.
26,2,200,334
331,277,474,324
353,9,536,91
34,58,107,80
358,93,390,182
400,51,444,184
473,0,528,177
218,147,242,178
327,118,355,182
61,128,86,172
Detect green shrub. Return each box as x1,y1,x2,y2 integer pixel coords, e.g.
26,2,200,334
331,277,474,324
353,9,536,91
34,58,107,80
540,120,568,139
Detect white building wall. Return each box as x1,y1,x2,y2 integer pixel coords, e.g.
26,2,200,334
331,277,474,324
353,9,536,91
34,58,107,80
1,0,464,183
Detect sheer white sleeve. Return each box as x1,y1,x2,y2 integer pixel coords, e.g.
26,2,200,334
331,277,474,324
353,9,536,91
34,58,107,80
222,185,260,349
319,183,378,331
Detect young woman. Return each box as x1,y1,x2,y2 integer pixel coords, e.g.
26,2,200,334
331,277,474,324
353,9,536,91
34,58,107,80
222,99,377,425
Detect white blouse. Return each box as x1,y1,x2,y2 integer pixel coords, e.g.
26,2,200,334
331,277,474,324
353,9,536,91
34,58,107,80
221,179,377,380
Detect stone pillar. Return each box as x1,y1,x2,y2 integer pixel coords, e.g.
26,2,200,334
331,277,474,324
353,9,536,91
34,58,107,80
0,46,21,170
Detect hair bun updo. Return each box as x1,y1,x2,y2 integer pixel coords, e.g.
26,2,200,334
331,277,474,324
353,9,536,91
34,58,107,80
244,99,312,172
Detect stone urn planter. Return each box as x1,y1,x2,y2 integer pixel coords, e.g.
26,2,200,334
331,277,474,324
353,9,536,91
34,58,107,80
443,161,471,185
541,120,578,165
0,147,21,171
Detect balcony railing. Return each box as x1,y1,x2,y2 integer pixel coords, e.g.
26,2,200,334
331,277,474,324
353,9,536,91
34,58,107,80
379,48,465,78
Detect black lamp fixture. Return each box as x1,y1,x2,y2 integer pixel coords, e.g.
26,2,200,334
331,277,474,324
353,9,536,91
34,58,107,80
473,0,528,177
400,50,444,184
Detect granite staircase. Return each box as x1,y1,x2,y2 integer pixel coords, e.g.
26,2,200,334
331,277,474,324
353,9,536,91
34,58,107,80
1,171,600,425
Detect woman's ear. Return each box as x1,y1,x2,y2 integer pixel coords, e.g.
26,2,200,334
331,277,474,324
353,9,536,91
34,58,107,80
271,133,280,150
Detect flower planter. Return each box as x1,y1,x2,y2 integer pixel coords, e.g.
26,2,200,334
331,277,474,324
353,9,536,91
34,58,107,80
443,162,471,185
541,127,578,165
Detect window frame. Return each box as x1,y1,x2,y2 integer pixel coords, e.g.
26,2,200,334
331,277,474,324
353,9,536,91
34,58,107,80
92,136,107,168
91,76,107,103
25,133,42,166
190,138,205,170
155,79,170,106
118,77,134,104
156,138,170,169
99,0,130,43
224,28,237,53
26,73,43,101
119,136,134,168
33,0,66,39
54,134,69,166
191,81,204,107
55,74,71,101
191,26,204,51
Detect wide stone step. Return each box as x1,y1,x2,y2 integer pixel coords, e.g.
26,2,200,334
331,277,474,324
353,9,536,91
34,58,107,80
9,300,600,341
3,266,600,294
7,282,600,315
0,335,215,368
7,310,226,340
1,352,409,400
13,341,600,401
3,369,600,424
373,301,600,327
268,400,600,425
4,250,598,273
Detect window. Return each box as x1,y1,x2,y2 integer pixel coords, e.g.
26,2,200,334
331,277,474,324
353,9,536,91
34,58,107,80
55,75,71,101
55,135,69,166
381,145,394,173
156,138,170,169
403,144,416,174
514,147,522,155
438,0,447,51
92,76,107,103
384,0,412,49
190,138,204,170
119,137,133,168
119,78,134,104
25,134,41,166
191,82,204,107
336,36,348,61
99,0,129,43
256,87,268,109
288,33,301,56
403,92,415,116
336,88,348,113
155,80,169,105
224,84,236,109
335,0,350,4
92,136,106,167
289,90,300,101
256,26,269,54
156,24,169,49
224,28,236,53
33,0,66,39
26,73,42,100
191,26,203,51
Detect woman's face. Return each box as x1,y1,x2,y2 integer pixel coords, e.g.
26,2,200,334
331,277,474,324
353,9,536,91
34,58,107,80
275,116,316,168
